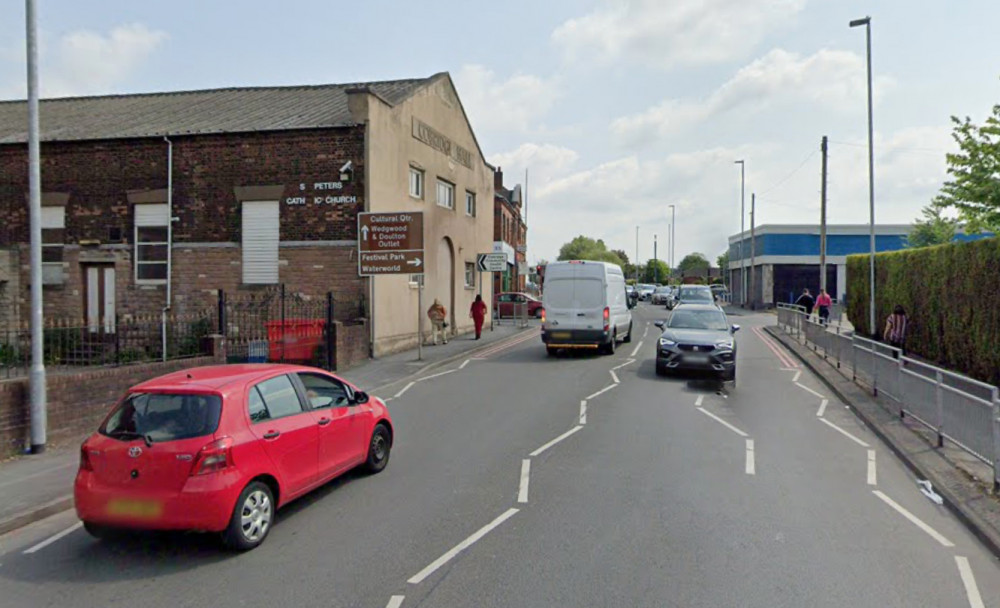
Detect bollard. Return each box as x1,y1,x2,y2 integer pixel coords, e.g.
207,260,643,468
935,370,945,448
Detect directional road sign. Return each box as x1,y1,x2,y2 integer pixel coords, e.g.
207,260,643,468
358,212,424,276
477,252,507,273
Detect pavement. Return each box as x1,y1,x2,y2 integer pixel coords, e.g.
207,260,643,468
1,304,998,607
0,320,536,537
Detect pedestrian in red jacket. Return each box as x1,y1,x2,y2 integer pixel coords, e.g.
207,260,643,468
470,295,487,340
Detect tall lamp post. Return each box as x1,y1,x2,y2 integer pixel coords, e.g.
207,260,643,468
850,15,876,337
635,226,639,283
734,160,745,306
668,204,676,277
653,234,658,283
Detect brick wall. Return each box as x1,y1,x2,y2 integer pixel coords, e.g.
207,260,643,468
335,321,370,371
0,355,222,459
0,127,367,323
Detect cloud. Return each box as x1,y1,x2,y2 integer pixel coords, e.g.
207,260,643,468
552,0,806,69
611,48,895,147
453,65,559,136
2,24,168,99
489,143,579,188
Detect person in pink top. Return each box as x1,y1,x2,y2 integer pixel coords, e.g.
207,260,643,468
816,289,833,324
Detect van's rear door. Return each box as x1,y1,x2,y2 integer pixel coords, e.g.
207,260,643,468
544,266,606,331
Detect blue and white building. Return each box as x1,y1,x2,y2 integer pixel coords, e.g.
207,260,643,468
727,224,991,307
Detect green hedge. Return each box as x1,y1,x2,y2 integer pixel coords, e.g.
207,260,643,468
846,237,1000,386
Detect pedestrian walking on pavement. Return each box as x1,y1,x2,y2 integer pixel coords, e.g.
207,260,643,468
816,289,833,325
883,304,908,356
794,288,815,316
470,294,487,340
427,299,448,345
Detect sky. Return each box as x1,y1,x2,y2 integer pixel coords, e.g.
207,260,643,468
2,0,999,267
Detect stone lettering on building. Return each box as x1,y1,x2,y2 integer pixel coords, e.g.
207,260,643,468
412,118,473,169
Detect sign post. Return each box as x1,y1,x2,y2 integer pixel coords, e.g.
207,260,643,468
477,253,506,331
357,212,425,357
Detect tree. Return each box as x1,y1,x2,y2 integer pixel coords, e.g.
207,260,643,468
678,252,710,275
556,236,623,266
716,251,729,272
933,104,1000,232
906,204,958,248
642,259,670,283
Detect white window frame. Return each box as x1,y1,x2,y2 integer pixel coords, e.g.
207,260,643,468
41,206,65,285
409,167,424,199
436,179,455,210
134,203,170,285
464,262,475,288
242,201,280,285
465,191,476,217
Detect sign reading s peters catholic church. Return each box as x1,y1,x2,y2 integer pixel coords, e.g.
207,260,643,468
412,118,473,169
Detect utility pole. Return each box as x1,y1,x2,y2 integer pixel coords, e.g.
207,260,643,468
734,160,745,307
653,235,658,283
635,226,639,283
820,136,828,295
26,0,47,454
750,193,756,310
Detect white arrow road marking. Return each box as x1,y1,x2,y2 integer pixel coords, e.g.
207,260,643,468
955,556,986,608
518,459,531,503
872,490,954,547
407,508,520,584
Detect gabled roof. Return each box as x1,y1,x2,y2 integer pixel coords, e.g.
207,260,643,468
0,76,435,144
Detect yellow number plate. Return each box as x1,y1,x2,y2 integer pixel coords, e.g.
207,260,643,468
550,332,571,339
106,499,163,519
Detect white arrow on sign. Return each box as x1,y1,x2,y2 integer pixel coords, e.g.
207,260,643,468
361,225,370,240
407,258,422,267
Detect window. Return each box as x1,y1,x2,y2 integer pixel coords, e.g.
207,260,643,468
465,191,476,217
134,203,169,283
103,392,222,442
41,207,65,285
297,373,351,409
436,180,454,209
409,273,424,287
465,262,475,288
409,167,424,199
251,375,303,421
242,201,279,284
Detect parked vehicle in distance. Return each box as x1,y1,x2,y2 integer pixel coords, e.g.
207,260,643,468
673,285,717,307
494,292,544,318
625,285,639,308
710,284,729,302
637,284,656,301
74,364,393,551
654,304,739,381
651,286,672,305
542,260,633,356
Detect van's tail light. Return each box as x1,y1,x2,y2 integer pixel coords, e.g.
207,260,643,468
603,307,610,331
191,437,234,476
540,308,546,323
79,444,94,472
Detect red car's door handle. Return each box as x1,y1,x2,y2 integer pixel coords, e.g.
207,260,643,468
263,431,281,439
317,418,331,426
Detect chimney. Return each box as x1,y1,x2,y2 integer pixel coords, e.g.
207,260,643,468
494,166,504,191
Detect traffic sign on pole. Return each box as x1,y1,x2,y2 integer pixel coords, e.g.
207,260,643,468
357,212,424,276
477,253,506,273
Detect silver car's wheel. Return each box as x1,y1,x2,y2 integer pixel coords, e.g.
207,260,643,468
240,489,272,543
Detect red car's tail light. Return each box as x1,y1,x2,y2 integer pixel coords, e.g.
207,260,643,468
79,444,94,471
191,437,234,476
603,307,610,331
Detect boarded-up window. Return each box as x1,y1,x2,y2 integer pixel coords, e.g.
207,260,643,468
242,201,279,284
41,206,65,285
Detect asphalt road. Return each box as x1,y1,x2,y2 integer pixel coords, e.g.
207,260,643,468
1,303,998,607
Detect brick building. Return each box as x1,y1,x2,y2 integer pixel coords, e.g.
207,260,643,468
492,167,527,294
0,72,495,360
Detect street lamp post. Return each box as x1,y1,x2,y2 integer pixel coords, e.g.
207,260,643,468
734,160,745,306
635,226,639,283
653,234,658,283
850,15,877,337
668,204,676,277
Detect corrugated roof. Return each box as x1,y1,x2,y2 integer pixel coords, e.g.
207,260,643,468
0,76,436,144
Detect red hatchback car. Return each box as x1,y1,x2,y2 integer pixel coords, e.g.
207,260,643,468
74,364,393,550
494,292,544,318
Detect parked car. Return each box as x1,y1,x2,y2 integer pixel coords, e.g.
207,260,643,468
651,286,672,305
541,260,633,356
710,284,729,302
494,292,544,318
75,364,394,551
654,304,739,381
673,285,717,307
637,284,656,301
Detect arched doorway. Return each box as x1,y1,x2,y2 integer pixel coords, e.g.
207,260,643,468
436,236,456,333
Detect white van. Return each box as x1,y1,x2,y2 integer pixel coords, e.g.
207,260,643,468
541,260,634,355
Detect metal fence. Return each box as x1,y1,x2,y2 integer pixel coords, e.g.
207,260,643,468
775,302,1000,490
0,312,216,379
